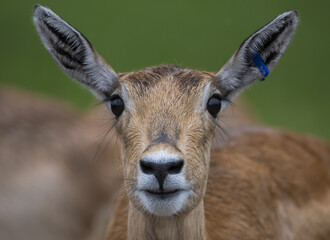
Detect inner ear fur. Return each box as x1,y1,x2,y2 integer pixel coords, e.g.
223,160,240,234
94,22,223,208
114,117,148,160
33,4,117,99
216,10,298,101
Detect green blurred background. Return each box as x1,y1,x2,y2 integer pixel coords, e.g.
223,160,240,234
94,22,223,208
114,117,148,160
1,0,329,141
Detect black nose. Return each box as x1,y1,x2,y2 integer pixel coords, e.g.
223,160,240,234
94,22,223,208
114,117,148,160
139,159,184,191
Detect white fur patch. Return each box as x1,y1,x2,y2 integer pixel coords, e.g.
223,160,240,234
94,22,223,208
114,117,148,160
201,82,211,111
136,150,193,216
136,189,193,216
142,150,180,164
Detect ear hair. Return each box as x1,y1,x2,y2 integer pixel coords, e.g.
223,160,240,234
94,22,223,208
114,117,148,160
33,4,117,99
216,10,299,101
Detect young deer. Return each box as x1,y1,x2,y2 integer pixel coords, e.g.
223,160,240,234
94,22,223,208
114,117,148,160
33,5,330,240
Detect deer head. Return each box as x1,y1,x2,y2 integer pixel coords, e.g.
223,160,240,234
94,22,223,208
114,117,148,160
33,5,298,217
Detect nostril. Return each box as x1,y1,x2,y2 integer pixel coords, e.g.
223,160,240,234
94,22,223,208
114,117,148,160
140,159,184,175
167,160,184,174
140,160,154,174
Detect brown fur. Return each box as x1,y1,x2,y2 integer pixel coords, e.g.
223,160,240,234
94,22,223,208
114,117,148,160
0,89,122,240
115,66,224,223
32,6,311,239
106,127,330,240
0,85,254,240
104,65,330,240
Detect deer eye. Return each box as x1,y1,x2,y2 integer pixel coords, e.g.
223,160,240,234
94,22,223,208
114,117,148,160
207,94,222,118
110,95,125,117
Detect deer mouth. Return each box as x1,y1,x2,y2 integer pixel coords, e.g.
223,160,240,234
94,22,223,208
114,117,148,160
145,189,181,199
136,188,193,216
135,168,193,215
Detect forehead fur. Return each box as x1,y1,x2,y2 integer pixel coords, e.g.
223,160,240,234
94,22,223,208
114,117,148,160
117,64,217,96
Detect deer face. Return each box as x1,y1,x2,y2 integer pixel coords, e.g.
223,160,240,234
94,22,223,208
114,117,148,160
33,5,298,216
109,67,221,215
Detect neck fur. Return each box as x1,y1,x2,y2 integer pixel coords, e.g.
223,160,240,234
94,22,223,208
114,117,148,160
127,200,205,240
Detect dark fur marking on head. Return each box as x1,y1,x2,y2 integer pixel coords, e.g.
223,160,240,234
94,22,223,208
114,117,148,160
176,70,205,92
144,64,182,76
146,132,180,152
122,65,213,96
153,132,172,144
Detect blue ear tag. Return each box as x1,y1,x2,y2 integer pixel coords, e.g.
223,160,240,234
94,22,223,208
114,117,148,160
252,53,269,78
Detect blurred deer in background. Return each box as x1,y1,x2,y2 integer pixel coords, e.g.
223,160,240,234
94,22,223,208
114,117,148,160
33,5,330,240
0,89,122,240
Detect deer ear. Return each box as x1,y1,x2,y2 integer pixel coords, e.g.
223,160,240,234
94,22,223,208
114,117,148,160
33,4,117,99
216,10,298,102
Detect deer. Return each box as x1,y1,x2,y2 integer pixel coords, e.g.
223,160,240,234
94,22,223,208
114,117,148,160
0,88,123,240
33,4,330,240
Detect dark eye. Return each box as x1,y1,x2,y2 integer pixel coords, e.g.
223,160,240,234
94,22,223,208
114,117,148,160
110,95,125,117
207,94,222,118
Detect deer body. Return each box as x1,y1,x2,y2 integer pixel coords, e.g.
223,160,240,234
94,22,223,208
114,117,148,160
106,127,330,240
33,5,330,240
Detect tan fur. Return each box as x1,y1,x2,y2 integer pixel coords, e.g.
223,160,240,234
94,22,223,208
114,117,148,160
104,66,330,240
32,6,314,239
0,86,253,240
0,89,122,240
106,127,330,240
125,200,205,240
